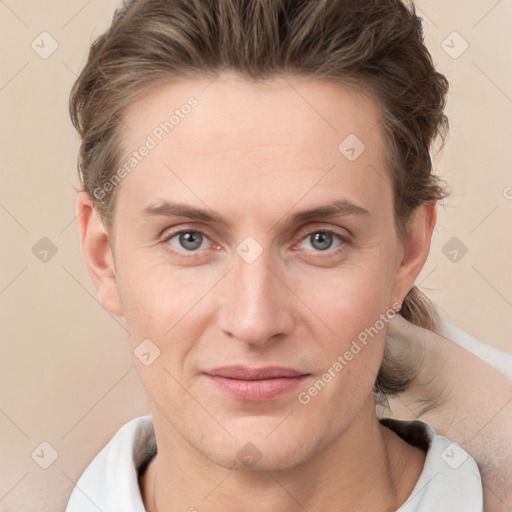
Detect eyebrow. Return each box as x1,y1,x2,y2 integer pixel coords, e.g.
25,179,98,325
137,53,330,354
142,201,225,224
141,199,370,226
288,199,370,223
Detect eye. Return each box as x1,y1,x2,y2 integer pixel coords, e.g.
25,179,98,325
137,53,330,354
300,230,343,251
166,231,211,252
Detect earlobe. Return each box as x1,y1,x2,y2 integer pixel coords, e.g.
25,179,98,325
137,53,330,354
76,192,124,316
391,201,437,305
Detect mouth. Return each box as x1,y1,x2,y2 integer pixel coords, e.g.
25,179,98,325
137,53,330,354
203,366,310,402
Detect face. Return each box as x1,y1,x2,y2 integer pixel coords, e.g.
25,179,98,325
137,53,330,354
80,72,433,471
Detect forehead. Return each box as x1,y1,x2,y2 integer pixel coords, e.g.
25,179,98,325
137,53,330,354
122,72,384,155
115,72,391,221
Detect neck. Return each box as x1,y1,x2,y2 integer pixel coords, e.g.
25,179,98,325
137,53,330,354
141,397,424,512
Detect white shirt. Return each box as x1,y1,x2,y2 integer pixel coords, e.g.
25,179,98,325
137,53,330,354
66,414,483,512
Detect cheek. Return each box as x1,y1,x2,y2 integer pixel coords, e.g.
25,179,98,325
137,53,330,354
116,254,239,388
299,257,396,337
294,256,396,385
117,250,212,331
116,258,219,401
295,272,394,426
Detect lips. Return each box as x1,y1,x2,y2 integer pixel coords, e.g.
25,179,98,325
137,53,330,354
207,366,306,380
204,366,309,401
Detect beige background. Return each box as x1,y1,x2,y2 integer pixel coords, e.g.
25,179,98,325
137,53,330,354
0,0,511,510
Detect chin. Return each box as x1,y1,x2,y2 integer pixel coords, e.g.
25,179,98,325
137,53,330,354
195,419,328,472
211,441,315,472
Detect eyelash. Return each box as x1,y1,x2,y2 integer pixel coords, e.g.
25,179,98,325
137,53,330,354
161,226,350,259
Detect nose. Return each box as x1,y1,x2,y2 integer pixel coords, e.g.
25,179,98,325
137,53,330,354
217,249,295,348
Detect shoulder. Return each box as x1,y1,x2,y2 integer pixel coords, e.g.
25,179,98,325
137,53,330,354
380,418,483,512
438,319,512,381
65,415,156,512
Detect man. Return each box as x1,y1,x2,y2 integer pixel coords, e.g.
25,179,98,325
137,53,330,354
65,0,511,510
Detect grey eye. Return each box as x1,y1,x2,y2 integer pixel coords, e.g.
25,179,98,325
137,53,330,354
169,231,206,251
309,232,334,251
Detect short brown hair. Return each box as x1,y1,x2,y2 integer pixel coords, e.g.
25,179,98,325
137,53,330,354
70,0,449,397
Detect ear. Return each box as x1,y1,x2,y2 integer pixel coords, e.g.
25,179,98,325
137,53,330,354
76,192,123,316
391,201,437,305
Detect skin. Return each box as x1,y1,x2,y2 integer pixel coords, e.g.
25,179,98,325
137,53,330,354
77,72,437,512
386,315,512,512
